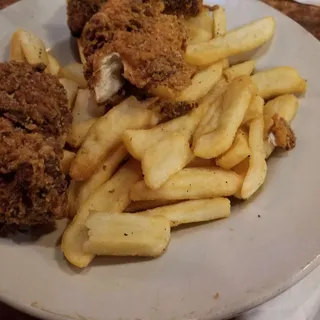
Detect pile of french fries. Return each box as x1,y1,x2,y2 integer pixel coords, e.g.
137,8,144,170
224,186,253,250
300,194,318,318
8,6,306,269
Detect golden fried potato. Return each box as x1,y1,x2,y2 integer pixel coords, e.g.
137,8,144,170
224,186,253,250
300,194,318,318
9,29,26,62
185,17,275,66
130,168,242,201
212,6,227,37
224,60,256,83
59,63,87,88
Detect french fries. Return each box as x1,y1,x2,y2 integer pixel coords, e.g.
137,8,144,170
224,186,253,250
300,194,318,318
61,150,76,175
84,213,170,257
62,160,142,268
216,130,250,170
185,17,275,66
241,116,267,199
194,76,256,159
59,78,79,109
70,97,157,181
9,30,26,62
212,6,227,37
66,118,98,149
77,145,128,208
58,63,87,88
224,60,256,83
17,29,49,66
47,54,61,76
251,67,307,100
130,168,242,201
123,108,200,161
142,133,192,189
138,198,230,227
5,5,306,267
242,95,264,126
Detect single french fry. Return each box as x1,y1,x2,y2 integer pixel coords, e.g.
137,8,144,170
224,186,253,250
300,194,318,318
176,61,223,102
84,212,170,257
241,116,267,199
241,95,264,126
61,150,76,175
192,95,224,144
187,26,212,45
224,60,256,83
232,157,250,199
59,78,79,109
263,94,299,158
138,198,230,227
186,9,214,35
62,159,142,268
9,30,26,62
18,29,49,66
47,53,61,76
185,17,275,66
251,67,306,100
59,63,87,88
212,6,227,37
216,130,250,170
194,76,256,159
72,89,104,124
142,133,193,189
126,200,179,213
130,168,242,201
67,118,97,149
70,97,157,181
77,145,128,208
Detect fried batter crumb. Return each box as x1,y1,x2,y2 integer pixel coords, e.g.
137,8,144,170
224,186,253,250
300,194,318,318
269,114,296,151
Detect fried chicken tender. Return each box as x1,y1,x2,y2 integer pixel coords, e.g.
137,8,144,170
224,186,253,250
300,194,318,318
82,0,196,97
269,114,296,151
0,121,68,226
67,0,203,38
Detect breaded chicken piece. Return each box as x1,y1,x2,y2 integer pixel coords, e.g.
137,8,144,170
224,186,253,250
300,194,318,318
67,0,203,38
82,0,196,101
0,122,68,226
0,62,72,141
269,114,296,151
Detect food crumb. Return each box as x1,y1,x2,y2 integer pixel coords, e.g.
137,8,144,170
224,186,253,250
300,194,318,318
124,233,128,236
258,215,261,218
214,293,220,300
108,189,115,193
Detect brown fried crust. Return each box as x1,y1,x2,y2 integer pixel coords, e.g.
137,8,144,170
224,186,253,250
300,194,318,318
270,114,296,151
0,61,72,139
82,0,196,95
0,128,68,226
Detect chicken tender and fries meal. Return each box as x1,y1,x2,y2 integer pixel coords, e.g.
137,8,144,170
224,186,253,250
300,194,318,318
1,0,306,268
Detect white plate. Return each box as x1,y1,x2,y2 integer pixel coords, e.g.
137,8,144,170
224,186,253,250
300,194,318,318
1,1,320,319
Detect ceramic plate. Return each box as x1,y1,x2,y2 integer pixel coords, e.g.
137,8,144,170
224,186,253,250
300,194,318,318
1,1,320,319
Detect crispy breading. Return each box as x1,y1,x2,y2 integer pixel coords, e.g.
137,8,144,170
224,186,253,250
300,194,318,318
0,62,71,140
67,0,202,38
269,114,296,151
82,0,196,96
0,128,68,226
158,100,198,121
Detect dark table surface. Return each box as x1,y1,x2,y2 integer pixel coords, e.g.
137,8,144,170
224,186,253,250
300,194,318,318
0,0,319,319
